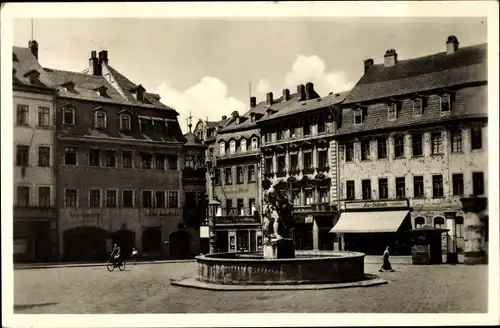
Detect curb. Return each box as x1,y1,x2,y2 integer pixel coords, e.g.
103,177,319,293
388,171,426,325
14,259,196,270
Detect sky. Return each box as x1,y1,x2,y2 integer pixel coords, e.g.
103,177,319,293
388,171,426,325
14,17,487,133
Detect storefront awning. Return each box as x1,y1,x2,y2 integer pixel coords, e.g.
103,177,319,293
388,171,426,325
329,210,409,233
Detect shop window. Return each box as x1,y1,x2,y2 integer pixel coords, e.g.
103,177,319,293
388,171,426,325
452,173,464,196
433,217,445,229
396,177,406,199
362,179,371,200
346,181,355,200
413,176,424,198
472,172,484,195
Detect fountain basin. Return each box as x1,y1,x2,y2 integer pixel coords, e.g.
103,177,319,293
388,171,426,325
195,250,366,285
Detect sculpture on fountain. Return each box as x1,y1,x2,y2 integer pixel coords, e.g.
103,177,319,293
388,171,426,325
261,180,295,258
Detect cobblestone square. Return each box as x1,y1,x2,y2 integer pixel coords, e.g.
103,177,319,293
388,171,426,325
14,261,488,313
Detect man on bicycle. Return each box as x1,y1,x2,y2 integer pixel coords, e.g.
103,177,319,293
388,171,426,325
110,243,121,266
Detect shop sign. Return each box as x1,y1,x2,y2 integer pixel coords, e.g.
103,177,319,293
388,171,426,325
143,209,178,218
68,210,100,220
14,207,57,218
344,200,408,210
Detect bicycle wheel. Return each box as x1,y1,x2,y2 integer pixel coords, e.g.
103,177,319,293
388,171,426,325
106,260,115,272
119,261,125,271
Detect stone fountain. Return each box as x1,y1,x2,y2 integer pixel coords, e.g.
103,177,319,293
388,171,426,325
171,182,387,290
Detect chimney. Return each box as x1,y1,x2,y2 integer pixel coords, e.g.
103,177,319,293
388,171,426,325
231,110,239,118
384,49,398,67
297,84,305,101
364,58,374,73
28,40,39,60
222,115,227,120
250,96,256,108
446,35,459,54
89,51,101,76
98,50,109,64
266,92,273,106
305,82,315,100
282,89,290,102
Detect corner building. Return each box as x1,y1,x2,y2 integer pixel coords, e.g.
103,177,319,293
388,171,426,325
46,50,199,261
331,36,488,263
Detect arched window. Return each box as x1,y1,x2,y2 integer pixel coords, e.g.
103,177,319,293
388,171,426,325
219,142,225,155
240,139,247,152
251,137,258,150
433,217,445,229
415,217,425,229
230,140,236,153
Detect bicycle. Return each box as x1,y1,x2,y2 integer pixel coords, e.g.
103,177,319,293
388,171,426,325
106,256,125,272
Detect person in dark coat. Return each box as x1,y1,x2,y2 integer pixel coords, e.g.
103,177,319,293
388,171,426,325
379,246,394,272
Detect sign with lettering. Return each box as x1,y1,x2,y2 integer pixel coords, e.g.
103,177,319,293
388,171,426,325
222,186,250,194
344,200,408,210
143,209,177,218
68,210,100,220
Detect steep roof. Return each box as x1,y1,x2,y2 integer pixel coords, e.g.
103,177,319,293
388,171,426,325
12,47,54,91
184,132,204,147
344,43,487,104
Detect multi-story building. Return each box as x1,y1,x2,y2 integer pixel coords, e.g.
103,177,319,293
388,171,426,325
331,36,488,263
13,41,58,263
43,49,200,261
257,83,348,250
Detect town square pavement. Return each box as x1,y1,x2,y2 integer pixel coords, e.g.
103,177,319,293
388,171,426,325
13,260,487,313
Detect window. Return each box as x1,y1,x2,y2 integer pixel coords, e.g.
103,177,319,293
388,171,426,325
396,177,406,198
276,130,282,141
431,132,443,155
345,143,354,162
168,191,178,208
142,191,153,207
63,106,75,125
225,167,233,185
155,154,166,170
319,188,329,203
153,120,163,134
89,149,101,167
184,154,194,169
237,199,244,216
361,140,371,161
89,190,101,207
141,153,152,169
105,190,117,207
354,109,363,125
123,190,134,208
168,155,178,170
122,151,133,168
64,148,77,165
413,98,423,116
241,139,247,152
290,153,299,170
377,139,387,159
346,181,355,200
155,191,166,208
226,199,232,212
94,111,106,129
452,173,464,196
292,190,301,206
277,156,286,173
451,130,463,153
248,165,256,183
104,150,116,167
249,198,256,213
455,217,464,239
394,135,405,158
38,186,51,207
120,114,131,131
230,140,236,153
432,175,444,198
412,134,423,156
140,118,150,133
471,127,482,150
434,217,445,229
305,189,313,205
219,142,225,155
303,123,311,136
472,172,484,195
17,186,30,206
388,103,398,120
251,137,258,150
318,119,326,134
15,145,30,167
440,94,451,113
214,168,221,185
413,176,424,198
378,178,388,199
265,157,273,174
16,104,29,125
303,152,312,169
237,166,244,184
38,146,50,167
415,217,425,229
318,150,328,168
37,106,50,127
65,189,77,207
362,179,371,200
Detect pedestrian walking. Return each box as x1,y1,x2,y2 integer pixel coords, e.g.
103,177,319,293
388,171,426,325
379,246,394,272
131,248,138,265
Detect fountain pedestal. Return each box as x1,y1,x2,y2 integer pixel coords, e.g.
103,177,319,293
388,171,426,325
263,238,295,259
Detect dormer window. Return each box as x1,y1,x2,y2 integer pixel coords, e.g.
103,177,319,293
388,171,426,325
251,137,258,150
62,106,75,125
130,84,146,102
61,81,76,92
440,94,452,114
120,114,131,131
230,140,236,154
388,102,400,120
24,69,41,84
219,142,226,155
93,108,107,129
413,98,424,116
94,85,108,97
241,139,247,152
354,108,363,125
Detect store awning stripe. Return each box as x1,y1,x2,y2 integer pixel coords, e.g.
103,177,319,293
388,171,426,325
329,210,409,233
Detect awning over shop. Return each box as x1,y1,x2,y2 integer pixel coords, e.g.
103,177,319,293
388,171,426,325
329,210,409,233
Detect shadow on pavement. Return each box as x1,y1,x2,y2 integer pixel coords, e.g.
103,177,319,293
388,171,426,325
14,302,58,311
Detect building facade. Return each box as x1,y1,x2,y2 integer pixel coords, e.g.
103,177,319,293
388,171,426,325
44,49,199,261
13,41,58,263
257,83,348,250
331,36,488,263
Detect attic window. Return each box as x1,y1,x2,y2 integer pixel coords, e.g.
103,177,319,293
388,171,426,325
130,85,146,102
120,114,131,131
413,98,424,116
61,81,76,92
94,86,108,97
24,70,41,84
354,108,363,125
388,102,400,120
94,109,107,129
440,94,452,114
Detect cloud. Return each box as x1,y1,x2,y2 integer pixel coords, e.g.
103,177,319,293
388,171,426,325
156,76,246,133
256,79,271,93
